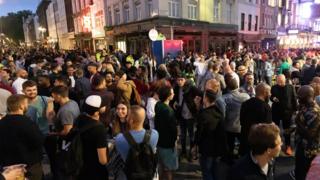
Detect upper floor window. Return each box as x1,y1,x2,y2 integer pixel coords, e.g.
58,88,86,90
114,9,120,25
146,0,153,17
187,4,197,20
123,5,130,23
241,13,245,30
134,3,142,20
168,0,180,17
213,0,220,22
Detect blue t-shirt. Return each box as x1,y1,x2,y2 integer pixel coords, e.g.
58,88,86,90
115,129,159,161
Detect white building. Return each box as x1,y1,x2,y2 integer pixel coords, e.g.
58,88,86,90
51,0,75,50
46,2,58,46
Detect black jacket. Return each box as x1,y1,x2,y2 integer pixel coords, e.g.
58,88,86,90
227,154,274,180
195,104,228,157
154,102,178,148
0,114,44,167
270,84,297,118
239,97,272,155
173,81,202,118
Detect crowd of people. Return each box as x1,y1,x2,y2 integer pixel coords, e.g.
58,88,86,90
0,46,320,180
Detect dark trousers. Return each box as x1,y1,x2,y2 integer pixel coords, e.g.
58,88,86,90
226,132,241,158
44,135,58,179
199,156,217,180
179,118,195,154
295,143,314,180
273,113,292,146
265,76,272,86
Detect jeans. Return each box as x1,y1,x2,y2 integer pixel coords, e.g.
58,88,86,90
199,156,217,180
179,118,195,154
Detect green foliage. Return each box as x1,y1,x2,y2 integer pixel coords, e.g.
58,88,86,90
0,10,33,43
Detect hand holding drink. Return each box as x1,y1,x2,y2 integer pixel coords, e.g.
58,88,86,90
3,164,26,180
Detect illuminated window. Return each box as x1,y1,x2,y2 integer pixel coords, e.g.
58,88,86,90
277,13,281,26
168,0,180,17
268,0,276,7
278,0,282,7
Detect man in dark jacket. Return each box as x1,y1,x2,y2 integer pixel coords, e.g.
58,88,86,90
195,89,227,180
173,72,202,159
0,95,44,180
228,123,282,180
239,83,272,155
271,74,297,156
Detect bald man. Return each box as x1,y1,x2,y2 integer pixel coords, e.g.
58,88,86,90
295,85,320,180
12,69,28,94
239,83,273,155
115,106,159,177
271,74,297,156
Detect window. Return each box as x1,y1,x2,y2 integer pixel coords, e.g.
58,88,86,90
187,4,197,19
123,7,129,23
107,8,112,26
248,14,252,31
115,10,120,25
168,0,180,17
134,4,142,20
268,0,276,7
213,0,220,22
241,13,245,30
255,15,258,31
146,0,153,17
278,0,282,7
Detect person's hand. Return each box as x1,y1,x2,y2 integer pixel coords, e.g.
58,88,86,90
273,97,279,102
2,164,26,180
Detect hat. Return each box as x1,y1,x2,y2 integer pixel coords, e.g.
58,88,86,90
83,95,102,115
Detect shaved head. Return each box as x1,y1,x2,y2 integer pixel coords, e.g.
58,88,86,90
276,74,286,87
256,83,270,96
298,85,314,105
205,79,221,93
128,105,146,129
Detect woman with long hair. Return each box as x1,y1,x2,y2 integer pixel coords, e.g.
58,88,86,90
111,102,130,136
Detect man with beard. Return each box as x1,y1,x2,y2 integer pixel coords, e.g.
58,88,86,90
271,74,297,156
295,85,320,180
0,94,44,180
239,83,273,155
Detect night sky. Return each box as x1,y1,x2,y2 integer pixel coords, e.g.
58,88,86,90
0,0,39,16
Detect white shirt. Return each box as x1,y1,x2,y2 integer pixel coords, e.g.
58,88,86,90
12,77,27,94
69,76,75,88
146,97,158,129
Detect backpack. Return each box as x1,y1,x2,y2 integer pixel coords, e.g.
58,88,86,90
123,130,157,180
130,85,142,105
57,123,99,176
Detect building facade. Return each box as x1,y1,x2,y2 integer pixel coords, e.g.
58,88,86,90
260,0,278,49
105,0,238,55
72,0,107,51
22,15,42,46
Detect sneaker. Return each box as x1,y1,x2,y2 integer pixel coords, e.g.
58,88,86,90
285,146,293,156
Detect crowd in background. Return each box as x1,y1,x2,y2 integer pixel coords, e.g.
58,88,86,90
0,45,320,180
